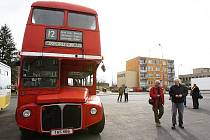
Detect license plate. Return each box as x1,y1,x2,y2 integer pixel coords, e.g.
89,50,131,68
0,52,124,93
51,129,73,136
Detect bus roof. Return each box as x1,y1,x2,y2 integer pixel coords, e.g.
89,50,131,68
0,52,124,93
32,1,97,15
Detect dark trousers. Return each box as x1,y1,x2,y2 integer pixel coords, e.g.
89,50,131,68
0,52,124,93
117,94,123,102
172,102,184,125
153,105,164,123
192,96,199,109
124,93,128,102
184,97,186,106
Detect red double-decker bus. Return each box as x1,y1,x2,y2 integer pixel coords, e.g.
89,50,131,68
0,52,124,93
16,1,105,136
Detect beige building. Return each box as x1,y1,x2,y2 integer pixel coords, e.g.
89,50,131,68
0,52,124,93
179,68,210,86
117,56,175,89
117,71,138,88
193,68,210,74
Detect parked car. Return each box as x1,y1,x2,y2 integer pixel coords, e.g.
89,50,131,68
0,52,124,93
132,87,143,92
110,87,119,92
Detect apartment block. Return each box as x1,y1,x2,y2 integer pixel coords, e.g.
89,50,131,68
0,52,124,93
126,56,175,89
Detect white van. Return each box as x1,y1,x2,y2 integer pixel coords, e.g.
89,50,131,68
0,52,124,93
0,62,11,110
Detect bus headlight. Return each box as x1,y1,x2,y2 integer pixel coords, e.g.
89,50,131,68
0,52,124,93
90,107,97,115
22,109,31,118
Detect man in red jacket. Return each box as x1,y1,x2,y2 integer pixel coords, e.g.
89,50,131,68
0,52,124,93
150,80,164,127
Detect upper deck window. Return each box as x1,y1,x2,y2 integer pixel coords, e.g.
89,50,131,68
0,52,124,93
32,8,64,26
68,13,96,30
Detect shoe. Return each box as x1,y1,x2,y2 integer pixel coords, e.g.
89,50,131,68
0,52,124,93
171,124,176,129
156,123,161,127
179,125,184,129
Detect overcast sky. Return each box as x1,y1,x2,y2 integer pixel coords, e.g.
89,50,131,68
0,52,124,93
1,0,210,84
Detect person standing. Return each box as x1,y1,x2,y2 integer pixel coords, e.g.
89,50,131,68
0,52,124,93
182,83,188,107
191,84,200,109
169,79,188,129
124,86,129,102
117,86,124,102
150,80,164,127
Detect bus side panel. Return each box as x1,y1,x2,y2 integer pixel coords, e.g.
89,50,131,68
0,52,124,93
22,25,45,53
83,31,101,55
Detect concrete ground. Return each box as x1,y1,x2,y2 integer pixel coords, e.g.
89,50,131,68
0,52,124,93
0,93,210,140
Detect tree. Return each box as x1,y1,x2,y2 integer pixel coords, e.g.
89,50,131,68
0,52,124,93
0,24,18,84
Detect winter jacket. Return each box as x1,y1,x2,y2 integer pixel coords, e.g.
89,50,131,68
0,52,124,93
191,86,200,98
169,84,188,103
150,86,164,106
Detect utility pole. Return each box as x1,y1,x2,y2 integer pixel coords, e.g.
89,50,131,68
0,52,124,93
159,43,165,89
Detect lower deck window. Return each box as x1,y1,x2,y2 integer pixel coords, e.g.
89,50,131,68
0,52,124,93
68,72,93,87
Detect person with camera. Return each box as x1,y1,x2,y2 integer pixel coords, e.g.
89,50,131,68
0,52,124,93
149,80,164,127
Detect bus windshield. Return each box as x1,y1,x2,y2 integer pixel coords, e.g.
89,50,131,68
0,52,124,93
32,8,64,26
22,58,58,88
68,13,96,30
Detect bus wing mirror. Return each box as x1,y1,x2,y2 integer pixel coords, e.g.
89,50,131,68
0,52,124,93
101,63,106,72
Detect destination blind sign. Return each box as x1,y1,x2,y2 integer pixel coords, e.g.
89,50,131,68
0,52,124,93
45,29,83,48
60,30,82,42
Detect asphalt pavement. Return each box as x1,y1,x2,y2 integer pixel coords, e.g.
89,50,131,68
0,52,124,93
0,93,210,140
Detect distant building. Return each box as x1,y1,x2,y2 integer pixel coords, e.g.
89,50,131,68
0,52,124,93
179,68,210,87
117,71,138,88
117,56,175,89
96,82,109,91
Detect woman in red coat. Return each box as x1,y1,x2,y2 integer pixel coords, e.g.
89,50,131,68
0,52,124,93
150,80,164,127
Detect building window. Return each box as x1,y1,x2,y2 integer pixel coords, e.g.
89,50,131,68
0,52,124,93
140,66,146,70
156,74,160,78
155,60,159,64
148,74,153,78
147,66,152,71
148,59,153,64
140,59,146,64
156,66,160,71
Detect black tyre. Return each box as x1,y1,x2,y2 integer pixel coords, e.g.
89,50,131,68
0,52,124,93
88,108,105,134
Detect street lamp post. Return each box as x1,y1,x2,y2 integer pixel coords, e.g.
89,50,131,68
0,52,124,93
159,44,165,88
178,64,183,77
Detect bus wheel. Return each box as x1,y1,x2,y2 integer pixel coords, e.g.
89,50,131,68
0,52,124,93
88,110,105,134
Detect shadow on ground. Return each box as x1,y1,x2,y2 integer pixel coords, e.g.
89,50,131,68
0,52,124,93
187,108,210,116
156,127,176,140
176,129,199,140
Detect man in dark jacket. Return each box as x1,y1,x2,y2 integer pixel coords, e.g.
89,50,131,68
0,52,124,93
117,86,124,102
169,79,188,129
191,84,200,109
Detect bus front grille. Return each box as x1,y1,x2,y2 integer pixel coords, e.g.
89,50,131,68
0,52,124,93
42,104,82,131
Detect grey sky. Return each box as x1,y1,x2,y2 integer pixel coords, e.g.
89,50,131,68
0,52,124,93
1,0,210,84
